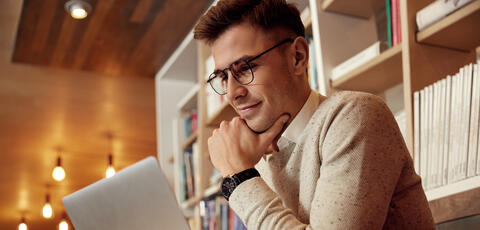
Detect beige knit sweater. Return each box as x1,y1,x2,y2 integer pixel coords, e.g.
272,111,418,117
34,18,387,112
229,91,435,230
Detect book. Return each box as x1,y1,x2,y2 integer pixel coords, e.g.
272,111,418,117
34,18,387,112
460,64,473,180
468,64,479,177
416,0,474,31
420,88,427,189
443,75,453,185
414,91,421,175
386,0,393,48
330,41,388,81
391,0,401,46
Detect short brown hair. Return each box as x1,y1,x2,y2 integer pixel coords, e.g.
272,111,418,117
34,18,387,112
194,0,305,45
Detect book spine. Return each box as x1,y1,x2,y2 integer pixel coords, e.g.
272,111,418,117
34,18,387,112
448,74,458,183
386,0,393,48
420,89,428,189
391,0,398,46
414,91,421,175
468,64,479,177
427,85,434,189
461,64,473,180
443,76,452,185
438,79,446,186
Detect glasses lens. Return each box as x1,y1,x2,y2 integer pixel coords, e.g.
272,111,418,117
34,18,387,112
232,61,253,85
209,72,227,95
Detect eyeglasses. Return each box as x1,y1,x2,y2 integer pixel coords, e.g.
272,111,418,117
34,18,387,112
206,38,294,95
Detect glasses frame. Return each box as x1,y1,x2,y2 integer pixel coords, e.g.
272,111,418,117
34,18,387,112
206,38,295,95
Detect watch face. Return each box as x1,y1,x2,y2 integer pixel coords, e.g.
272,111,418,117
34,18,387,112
221,177,236,199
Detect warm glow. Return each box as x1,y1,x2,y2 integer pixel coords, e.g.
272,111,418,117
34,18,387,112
71,6,88,19
18,223,27,230
42,203,53,219
106,166,116,178
59,220,69,230
52,166,66,181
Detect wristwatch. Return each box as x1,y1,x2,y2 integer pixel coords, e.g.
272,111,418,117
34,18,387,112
221,168,260,201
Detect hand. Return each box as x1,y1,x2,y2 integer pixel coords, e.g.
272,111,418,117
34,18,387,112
207,114,290,177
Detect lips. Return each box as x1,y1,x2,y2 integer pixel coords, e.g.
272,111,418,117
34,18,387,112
237,101,262,118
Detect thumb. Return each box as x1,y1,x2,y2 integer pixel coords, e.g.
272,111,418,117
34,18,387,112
259,113,290,148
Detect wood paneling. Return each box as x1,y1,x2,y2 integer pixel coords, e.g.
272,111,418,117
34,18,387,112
12,0,213,78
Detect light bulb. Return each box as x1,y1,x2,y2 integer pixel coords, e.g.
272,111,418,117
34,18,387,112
42,203,53,219
59,220,69,230
52,166,66,181
71,6,88,19
18,219,27,230
106,166,116,178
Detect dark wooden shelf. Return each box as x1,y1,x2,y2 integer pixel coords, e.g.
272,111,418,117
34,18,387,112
181,130,198,151
429,186,480,224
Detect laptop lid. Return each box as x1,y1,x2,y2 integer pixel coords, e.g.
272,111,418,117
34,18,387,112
62,156,190,230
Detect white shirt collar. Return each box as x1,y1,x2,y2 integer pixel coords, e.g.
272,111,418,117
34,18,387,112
282,90,321,144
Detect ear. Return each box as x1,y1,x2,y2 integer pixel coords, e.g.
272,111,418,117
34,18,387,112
291,37,309,77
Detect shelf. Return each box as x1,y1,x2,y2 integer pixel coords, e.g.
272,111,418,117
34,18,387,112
331,44,403,94
203,182,221,198
181,130,198,151
417,0,480,52
428,177,480,223
177,84,199,111
426,175,480,201
180,195,202,211
206,102,237,127
300,6,312,29
321,0,385,19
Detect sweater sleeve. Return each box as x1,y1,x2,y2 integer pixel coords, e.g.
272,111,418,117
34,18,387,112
228,93,408,230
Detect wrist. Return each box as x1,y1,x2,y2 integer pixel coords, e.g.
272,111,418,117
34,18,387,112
221,168,260,201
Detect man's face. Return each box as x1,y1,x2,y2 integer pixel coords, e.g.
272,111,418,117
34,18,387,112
212,23,298,132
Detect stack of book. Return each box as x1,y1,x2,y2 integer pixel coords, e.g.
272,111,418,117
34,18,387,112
200,196,247,230
179,142,200,202
205,55,227,119
416,0,474,31
414,63,479,191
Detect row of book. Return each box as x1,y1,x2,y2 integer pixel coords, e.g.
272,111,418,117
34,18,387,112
178,142,200,202
183,110,198,138
200,196,247,230
205,55,227,119
413,63,480,191
417,0,473,31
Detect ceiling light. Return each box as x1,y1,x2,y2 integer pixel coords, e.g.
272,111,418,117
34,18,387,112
59,212,69,230
42,194,53,219
65,0,92,20
18,218,27,230
52,156,66,182
105,154,116,178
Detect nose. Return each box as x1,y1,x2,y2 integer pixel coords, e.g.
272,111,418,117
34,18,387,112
226,70,248,102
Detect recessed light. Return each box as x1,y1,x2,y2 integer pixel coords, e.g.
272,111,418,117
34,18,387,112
65,0,92,20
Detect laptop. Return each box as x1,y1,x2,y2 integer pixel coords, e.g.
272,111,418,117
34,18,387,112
62,156,190,230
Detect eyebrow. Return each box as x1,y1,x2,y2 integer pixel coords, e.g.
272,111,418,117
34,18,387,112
213,55,254,73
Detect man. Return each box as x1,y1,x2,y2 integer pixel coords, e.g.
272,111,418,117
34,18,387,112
194,0,435,229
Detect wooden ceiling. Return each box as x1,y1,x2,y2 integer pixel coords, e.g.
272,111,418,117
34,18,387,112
12,0,213,77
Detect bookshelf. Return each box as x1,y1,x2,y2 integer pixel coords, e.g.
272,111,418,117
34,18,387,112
155,0,480,229
321,0,385,18
416,0,480,51
331,44,403,94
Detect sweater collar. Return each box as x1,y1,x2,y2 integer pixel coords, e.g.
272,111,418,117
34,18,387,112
282,90,321,144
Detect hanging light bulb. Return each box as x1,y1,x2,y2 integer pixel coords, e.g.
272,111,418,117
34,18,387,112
18,217,27,230
42,194,53,219
59,212,69,230
52,156,66,181
105,154,116,178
